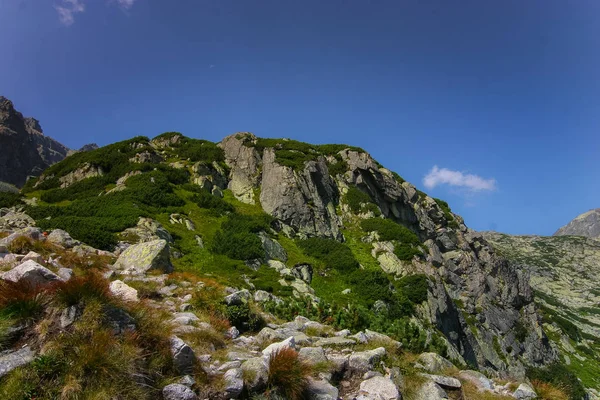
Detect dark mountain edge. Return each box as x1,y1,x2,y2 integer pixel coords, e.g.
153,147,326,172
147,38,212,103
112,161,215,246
0,131,590,399
0,96,97,187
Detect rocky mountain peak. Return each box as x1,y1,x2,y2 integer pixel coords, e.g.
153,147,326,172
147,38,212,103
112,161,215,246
0,96,69,187
554,208,600,239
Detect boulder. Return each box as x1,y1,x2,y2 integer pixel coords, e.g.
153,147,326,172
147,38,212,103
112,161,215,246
307,378,339,400
1,260,60,288
258,232,288,262
458,370,494,391
415,380,448,400
224,289,251,306
348,347,386,373
112,239,173,274
262,336,296,358
47,229,79,248
109,280,139,302
242,356,269,392
254,290,272,302
0,346,35,378
291,263,313,283
313,336,356,347
514,383,537,399
57,267,74,281
0,227,43,247
103,305,136,335
22,251,43,264
298,346,327,366
358,376,400,400
421,374,461,389
223,368,244,399
417,352,454,373
170,336,197,375
162,383,198,400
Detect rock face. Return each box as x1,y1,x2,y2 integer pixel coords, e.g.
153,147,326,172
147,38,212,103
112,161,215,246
554,208,600,239
0,96,69,186
113,239,173,274
1,260,61,288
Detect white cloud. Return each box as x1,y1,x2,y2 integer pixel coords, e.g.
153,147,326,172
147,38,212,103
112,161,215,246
115,0,136,9
54,0,137,25
55,0,85,26
423,165,497,192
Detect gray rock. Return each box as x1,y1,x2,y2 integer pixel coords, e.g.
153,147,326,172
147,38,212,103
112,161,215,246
60,304,83,328
170,336,196,375
0,227,43,248
223,368,244,398
162,383,198,400
291,263,313,283
458,370,494,391
358,376,400,400
228,326,240,339
314,336,356,347
254,290,272,302
262,336,296,358
224,289,251,306
307,378,339,400
514,383,537,399
221,133,262,204
112,239,173,274
122,217,173,244
109,280,139,302
421,374,461,389
103,305,136,335
417,352,454,373
0,346,35,378
259,232,288,262
348,347,386,373
298,347,327,366
178,375,196,387
57,267,73,281
242,356,269,392
415,380,448,400
21,251,43,264
1,260,60,288
47,229,79,248
554,208,600,239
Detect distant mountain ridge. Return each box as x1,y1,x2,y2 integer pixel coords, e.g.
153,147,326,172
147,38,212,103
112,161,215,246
554,209,600,239
0,96,70,187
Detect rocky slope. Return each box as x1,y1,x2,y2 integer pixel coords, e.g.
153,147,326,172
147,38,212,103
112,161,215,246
554,209,600,239
0,96,69,187
482,232,600,393
0,131,585,399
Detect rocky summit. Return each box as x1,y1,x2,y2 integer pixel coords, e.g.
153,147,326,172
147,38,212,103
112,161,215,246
0,131,592,399
0,96,70,187
554,209,600,239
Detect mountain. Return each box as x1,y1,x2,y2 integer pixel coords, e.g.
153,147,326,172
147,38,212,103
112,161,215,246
482,231,600,393
0,96,69,187
554,209,600,239
0,132,587,399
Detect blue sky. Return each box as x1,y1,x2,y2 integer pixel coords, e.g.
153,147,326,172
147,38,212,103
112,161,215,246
1,0,599,235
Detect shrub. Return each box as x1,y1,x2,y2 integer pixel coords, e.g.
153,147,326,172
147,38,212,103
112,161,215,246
297,237,359,272
53,272,112,307
345,186,373,213
393,244,422,261
527,363,586,400
177,138,225,163
531,380,569,400
267,347,312,400
396,274,429,304
327,159,348,176
348,269,393,305
0,281,48,320
0,192,22,208
433,197,459,228
190,190,235,215
225,303,264,333
360,218,420,244
212,213,273,260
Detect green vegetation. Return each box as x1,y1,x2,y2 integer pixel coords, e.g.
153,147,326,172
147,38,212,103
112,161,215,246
297,237,359,272
212,213,273,260
396,274,429,304
225,303,265,333
190,189,235,216
433,197,459,229
345,186,381,216
0,192,22,208
267,347,312,400
360,218,422,260
527,363,586,400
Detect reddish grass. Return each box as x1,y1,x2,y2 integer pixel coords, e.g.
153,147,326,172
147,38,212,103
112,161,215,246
0,280,49,319
532,380,569,400
267,347,312,400
53,271,112,307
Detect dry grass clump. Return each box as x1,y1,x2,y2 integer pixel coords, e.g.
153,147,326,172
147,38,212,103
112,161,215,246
53,271,112,307
531,380,569,400
0,280,49,320
267,347,312,400
6,236,59,255
460,380,513,400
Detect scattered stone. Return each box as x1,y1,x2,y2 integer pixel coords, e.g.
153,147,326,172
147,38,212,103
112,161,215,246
341,288,351,295
57,267,73,281
242,357,269,392
348,347,386,373
307,378,339,400
421,374,461,389
358,375,400,400
258,232,288,262
417,352,454,373
60,305,83,328
0,346,35,378
171,312,200,326
178,375,196,387
223,368,244,399
254,290,272,302
228,326,240,339
113,239,173,274
262,336,296,358
179,303,192,312
313,336,356,347
103,305,136,335
291,263,313,283
298,346,328,366
162,383,198,400
170,336,197,375
224,289,251,306
109,280,139,302
21,251,43,264
47,229,79,248
458,370,494,391
415,380,448,400
514,383,537,399
1,260,60,288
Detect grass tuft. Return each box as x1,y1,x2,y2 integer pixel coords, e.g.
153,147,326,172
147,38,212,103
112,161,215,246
267,347,312,400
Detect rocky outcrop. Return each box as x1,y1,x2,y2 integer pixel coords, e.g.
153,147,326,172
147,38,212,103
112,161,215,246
113,239,173,275
0,96,69,187
554,208,600,239
220,133,261,204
